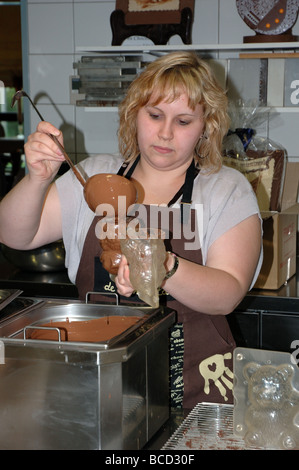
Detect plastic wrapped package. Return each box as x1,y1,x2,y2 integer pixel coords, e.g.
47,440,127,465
120,228,166,308
223,101,287,212
99,219,166,308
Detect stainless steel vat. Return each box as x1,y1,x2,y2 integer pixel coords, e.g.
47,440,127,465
0,298,175,450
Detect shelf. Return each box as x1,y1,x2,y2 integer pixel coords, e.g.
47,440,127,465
76,42,299,54
82,107,118,112
74,42,299,112
81,106,299,113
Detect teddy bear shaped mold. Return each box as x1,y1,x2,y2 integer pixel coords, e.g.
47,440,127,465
243,362,299,449
233,348,299,450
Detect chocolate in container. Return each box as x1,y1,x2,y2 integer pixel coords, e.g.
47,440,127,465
0,295,175,450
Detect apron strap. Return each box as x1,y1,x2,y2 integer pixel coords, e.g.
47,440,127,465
168,159,199,224
117,155,140,178
118,156,199,223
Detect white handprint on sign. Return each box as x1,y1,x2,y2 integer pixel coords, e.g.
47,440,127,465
199,353,234,402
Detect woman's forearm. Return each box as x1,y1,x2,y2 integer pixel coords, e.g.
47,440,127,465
162,215,261,315
162,257,246,316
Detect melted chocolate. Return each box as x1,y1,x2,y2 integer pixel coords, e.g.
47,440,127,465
29,315,142,342
83,173,136,213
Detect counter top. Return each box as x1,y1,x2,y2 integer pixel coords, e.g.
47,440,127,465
237,264,299,313
0,248,299,308
0,250,78,299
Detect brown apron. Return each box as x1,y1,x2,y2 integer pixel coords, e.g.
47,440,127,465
75,158,235,409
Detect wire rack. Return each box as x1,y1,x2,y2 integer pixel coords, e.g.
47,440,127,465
162,403,257,450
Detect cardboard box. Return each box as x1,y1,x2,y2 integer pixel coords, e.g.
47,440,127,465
254,162,299,290
254,212,297,289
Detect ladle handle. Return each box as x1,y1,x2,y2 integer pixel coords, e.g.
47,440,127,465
50,134,85,187
12,91,86,187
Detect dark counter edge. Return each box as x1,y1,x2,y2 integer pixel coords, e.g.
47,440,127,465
0,276,78,299
0,249,78,299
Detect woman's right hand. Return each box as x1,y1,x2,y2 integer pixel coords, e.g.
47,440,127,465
24,121,66,182
115,255,135,297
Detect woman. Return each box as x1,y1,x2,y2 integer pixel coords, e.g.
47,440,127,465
0,51,262,408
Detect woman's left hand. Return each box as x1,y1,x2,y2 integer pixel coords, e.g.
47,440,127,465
114,255,135,297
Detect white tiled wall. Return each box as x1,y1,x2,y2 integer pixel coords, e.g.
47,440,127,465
23,0,299,163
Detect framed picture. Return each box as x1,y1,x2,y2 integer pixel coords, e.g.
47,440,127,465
111,0,195,45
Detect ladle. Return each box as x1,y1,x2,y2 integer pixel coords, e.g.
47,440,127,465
11,90,86,187
11,90,137,212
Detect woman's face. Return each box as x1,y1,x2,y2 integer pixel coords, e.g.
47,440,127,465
136,92,205,172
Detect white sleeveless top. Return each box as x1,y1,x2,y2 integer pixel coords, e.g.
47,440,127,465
56,153,263,286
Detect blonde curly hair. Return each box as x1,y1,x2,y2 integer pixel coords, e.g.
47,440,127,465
118,51,229,172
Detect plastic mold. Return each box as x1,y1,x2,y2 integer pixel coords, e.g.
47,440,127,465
233,347,299,449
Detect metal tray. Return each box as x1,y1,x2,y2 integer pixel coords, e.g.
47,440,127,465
0,289,23,311
162,403,260,450
0,299,165,349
